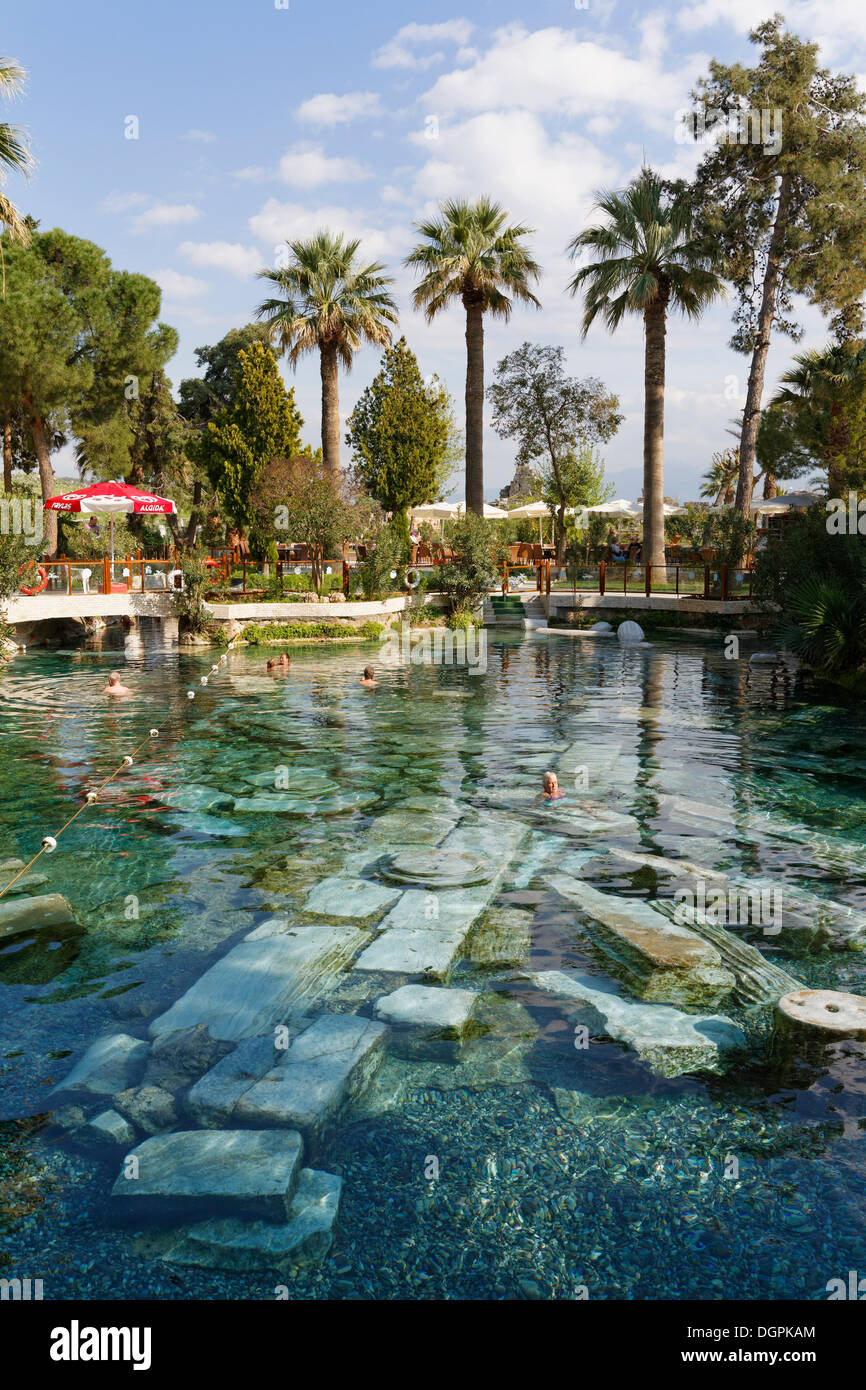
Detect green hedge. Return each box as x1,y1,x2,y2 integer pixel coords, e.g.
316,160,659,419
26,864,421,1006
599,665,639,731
243,620,384,644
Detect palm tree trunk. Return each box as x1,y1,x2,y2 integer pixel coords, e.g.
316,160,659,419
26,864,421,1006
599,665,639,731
28,409,56,558
643,298,667,571
320,342,341,480
3,419,11,492
762,471,777,500
464,299,485,517
736,173,793,515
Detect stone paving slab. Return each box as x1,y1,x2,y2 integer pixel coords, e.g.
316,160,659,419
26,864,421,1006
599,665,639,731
163,1169,342,1273
234,1015,387,1134
355,814,527,977
550,873,735,1009
110,1129,304,1223
50,1033,150,1104
374,984,478,1033
0,892,78,940
149,923,365,1042
303,876,401,919
531,969,746,1078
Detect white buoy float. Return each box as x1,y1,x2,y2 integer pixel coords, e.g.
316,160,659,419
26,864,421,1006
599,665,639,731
617,620,645,644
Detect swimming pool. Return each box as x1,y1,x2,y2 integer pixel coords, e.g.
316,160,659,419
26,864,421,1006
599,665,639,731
1,622,865,1301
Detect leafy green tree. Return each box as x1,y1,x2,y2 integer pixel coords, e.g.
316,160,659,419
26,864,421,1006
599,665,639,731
272,455,357,595
435,510,503,616
0,238,92,555
256,232,398,479
488,342,620,560
770,342,866,494
687,16,866,512
0,229,176,554
568,168,723,570
0,57,32,249
406,198,541,517
179,324,272,434
202,341,307,533
346,337,456,557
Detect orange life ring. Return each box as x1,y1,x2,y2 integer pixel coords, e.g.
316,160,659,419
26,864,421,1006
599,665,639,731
19,562,49,596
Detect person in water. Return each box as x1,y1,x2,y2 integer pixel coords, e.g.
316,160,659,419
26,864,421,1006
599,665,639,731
104,672,131,697
280,653,291,668
541,771,568,802
360,665,377,688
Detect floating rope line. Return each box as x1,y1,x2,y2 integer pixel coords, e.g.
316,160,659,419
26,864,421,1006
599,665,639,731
0,647,238,902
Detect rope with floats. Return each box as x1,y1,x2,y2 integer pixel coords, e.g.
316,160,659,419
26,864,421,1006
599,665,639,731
0,645,239,902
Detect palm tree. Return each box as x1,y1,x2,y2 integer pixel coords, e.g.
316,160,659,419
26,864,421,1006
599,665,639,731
405,197,541,516
256,231,398,479
771,342,866,495
700,447,740,505
0,57,32,245
567,169,723,569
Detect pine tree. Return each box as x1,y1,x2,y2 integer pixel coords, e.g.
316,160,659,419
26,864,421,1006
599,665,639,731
688,16,866,512
346,337,456,553
203,341,307,529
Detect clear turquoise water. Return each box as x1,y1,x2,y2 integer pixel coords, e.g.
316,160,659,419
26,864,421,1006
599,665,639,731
1,622,866,1301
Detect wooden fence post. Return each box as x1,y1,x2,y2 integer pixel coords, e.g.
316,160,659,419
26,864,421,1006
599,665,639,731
645,563,652,598
599,560,606,596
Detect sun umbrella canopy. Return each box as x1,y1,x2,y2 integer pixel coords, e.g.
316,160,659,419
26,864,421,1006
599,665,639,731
453,502,509,519
750,491,822,515
505,500,550,518
44,481,177,515
409,502,458,520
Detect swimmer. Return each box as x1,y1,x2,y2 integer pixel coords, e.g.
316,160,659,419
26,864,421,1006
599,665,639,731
360,665,377,689
103,672,131,697
266,659,278,672
279,653,291,668
541,771,567,802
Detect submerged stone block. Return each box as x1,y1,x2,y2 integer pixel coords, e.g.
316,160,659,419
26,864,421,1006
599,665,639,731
234,1015,387,1135
163,1169,342,1273
186,1036,282,1127
551,874,735,1009
532,969,745,1077
49,1033,150,1104
149,922,365,1042
110,1129,303,1223
113,1085,178,1136
0,892,78,941
303,876,401,919
78,1109,137,1149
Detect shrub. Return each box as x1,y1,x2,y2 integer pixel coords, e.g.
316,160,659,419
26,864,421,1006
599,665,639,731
172,554,227,634
242,621,383,644
434,512,502,616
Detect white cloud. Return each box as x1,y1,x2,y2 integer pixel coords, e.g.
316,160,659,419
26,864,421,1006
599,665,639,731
373,20,475,70
132,203,202,230
233,165,269,182
182,128,216,143
277,144,370,187
422,23,703,133
675,0,866,65
152,268,209,300
99,192,149,214
178,240,262,277
249,199,408,265
295,91,382,125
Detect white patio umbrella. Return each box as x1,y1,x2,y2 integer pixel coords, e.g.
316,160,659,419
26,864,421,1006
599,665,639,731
749,491,822,515
453,501,509,519
505,499,551,544
409,501,459,519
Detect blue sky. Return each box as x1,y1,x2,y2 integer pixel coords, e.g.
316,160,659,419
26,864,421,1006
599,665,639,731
4,0,866,499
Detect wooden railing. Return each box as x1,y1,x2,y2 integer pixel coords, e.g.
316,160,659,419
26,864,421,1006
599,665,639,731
32,556,181,596
504,560,755,601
